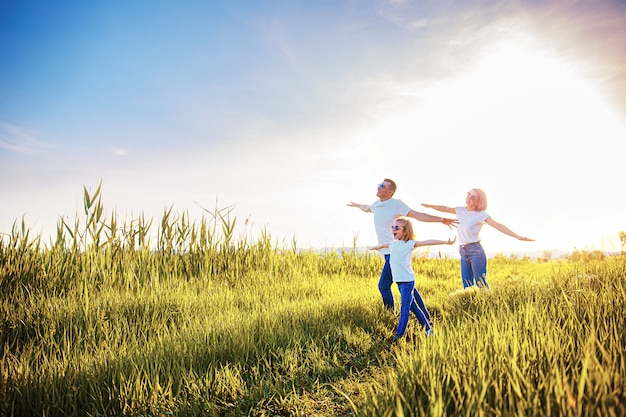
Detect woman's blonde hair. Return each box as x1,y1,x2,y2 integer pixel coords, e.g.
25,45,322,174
394,217,415,241
470,188,488,211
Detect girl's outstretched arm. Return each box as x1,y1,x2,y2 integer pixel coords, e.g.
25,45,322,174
414,236,456,248
370,243,390,251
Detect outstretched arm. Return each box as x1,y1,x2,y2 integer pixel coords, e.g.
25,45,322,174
407,209,458,228
414,236,456,248
485,217,534,241
346,202,371,213
370,243,390,251
421,203,456,214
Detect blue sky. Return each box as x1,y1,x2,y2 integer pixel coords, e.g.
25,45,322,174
2,0,626,253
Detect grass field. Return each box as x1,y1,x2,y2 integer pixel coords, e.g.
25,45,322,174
1,188,625,416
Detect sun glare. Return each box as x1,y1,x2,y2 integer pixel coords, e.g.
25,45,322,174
472,42,619,129
370,38,623,166
358,36,625,252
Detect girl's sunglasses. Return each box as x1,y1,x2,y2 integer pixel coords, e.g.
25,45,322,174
391,225,404,231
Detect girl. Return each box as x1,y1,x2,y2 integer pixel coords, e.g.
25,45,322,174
422,188,534,289
370,217,455,341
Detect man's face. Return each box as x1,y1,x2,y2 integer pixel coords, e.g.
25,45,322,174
376,181,393,200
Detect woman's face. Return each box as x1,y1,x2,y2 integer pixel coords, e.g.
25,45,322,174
466,190,479,209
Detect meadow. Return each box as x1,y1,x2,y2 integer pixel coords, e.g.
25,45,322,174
1,187,625,416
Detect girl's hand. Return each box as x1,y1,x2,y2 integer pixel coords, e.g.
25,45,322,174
447,236,457,245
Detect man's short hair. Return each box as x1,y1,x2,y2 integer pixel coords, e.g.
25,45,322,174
383,178,397,193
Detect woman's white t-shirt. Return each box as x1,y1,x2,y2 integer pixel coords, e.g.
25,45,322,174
455,207,490,245
389,239,416,282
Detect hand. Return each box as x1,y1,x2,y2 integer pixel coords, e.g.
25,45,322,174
518,236,535,241
447,236,457,245
346,201,359,207
443,218,458,229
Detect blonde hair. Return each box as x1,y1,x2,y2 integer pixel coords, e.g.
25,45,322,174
394,217,415,241
470,188,488,211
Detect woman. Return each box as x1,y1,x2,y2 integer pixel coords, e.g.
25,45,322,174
422,189,534,289
370,217,455,341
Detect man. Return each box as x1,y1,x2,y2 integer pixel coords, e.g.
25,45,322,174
347,178,457,322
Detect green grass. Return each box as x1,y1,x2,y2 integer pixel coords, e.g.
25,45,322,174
1,187,625,416
366,257,626,417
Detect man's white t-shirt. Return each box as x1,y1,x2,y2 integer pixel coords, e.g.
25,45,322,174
369,198,411,255
389,240,416,282
455,207,490,245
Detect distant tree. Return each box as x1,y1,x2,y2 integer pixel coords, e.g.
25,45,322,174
619,231,626,254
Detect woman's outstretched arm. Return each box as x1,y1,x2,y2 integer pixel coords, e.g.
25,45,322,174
485,217,534,241
421,203,456,214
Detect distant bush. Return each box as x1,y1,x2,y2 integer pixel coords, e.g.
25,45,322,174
567,249,606,262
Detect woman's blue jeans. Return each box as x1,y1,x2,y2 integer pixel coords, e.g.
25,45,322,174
459,242,489,289
379,255,431,321
396,281,431,337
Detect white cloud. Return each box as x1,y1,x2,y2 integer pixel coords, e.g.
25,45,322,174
0,123,50,154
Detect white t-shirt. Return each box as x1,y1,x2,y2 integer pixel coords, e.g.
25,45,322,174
389,240,416,282
455,207,490,245
369,198,411,255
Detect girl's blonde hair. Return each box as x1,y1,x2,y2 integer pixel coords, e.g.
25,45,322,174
394,217,415,241
470,188,488,211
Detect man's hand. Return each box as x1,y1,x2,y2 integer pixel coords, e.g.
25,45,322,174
443,218,458,229
346,202,369,212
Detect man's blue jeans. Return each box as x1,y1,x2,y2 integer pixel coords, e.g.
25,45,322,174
459,242,489,289
379,255,431,321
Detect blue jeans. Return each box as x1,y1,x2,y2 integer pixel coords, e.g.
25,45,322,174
396,282,432,337
459,242,489,289
379,255,431,321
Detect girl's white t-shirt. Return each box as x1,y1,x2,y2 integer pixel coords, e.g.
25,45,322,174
455,207,490,245
389,239,416,282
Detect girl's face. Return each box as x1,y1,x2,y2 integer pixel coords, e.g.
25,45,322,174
391,222,406,240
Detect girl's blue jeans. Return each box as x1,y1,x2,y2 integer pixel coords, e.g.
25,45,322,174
459,242,489,289
396,281,431,337
379,255,431,321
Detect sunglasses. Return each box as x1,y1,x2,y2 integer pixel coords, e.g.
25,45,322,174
391,225,404,231
377,183,386,189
